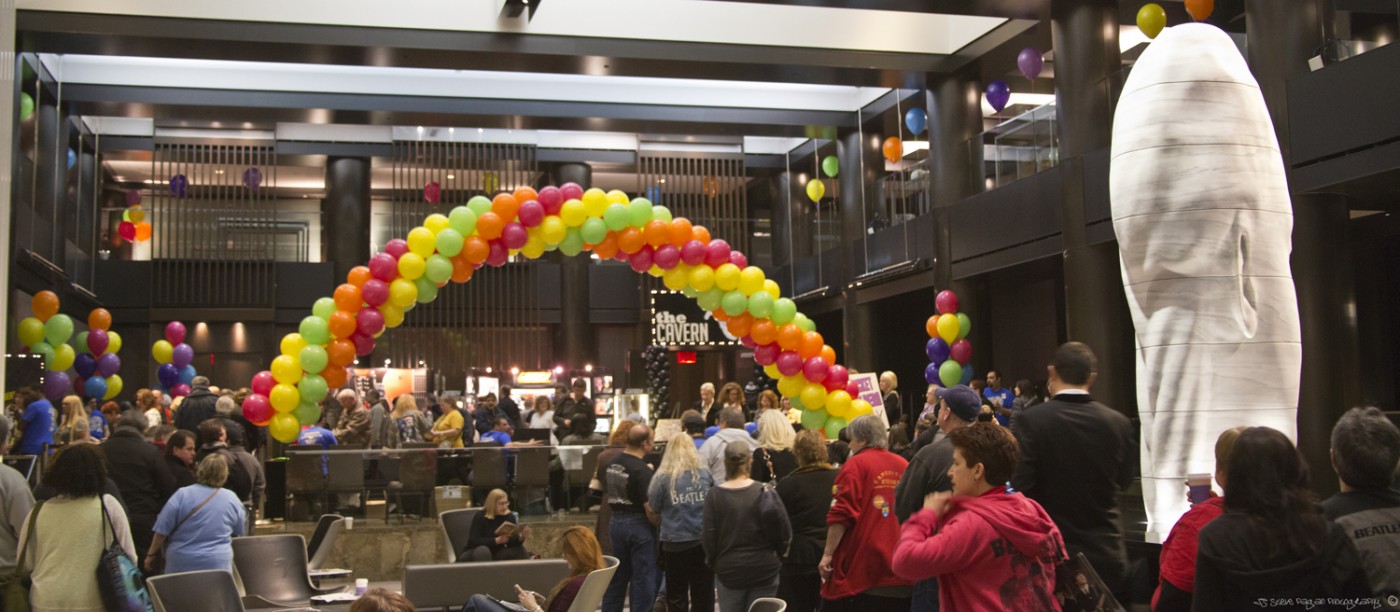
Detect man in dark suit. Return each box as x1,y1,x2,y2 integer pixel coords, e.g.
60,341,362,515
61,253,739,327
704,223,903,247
1011,342,1136,606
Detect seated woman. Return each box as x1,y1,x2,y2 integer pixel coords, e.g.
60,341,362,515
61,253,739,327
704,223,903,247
463,525,606,612
891,422,1065,611
466,488,530,561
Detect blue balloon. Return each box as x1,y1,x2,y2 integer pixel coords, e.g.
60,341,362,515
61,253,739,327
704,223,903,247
74,353,98,378
704,425,719,438
926,337,950,363
925,362,941,385
157,362,180,388
745,422,758,436
178,364,197,385
904,107,927,135
84,376,107,400
66,148,77,169
960,364,975,386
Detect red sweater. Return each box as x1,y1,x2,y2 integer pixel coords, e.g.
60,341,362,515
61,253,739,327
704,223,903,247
892,487,1066,611
822,447,910,600
1152,495,1225,609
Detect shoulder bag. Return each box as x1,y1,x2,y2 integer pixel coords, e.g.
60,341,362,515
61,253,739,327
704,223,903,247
97,498,154,612
146,488,220,574
2,500,44,612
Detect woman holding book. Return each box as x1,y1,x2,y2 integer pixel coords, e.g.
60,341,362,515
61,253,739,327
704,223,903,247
461,526,606,612
467,488,530,560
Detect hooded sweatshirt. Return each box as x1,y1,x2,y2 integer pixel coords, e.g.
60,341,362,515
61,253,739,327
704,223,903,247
1192,513,1373,611
892,487,1065,612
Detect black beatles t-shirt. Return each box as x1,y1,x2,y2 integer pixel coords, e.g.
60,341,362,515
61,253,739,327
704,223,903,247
605,453,654,514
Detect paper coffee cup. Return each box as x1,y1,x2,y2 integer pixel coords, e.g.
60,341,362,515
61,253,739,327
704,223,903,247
344,516,354,531
1186,473,1212,504
355,578,368,596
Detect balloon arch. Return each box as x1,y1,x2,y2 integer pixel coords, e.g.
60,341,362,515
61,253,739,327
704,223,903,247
242,184,874,443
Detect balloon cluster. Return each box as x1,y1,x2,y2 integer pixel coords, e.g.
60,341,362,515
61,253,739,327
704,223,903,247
924,290,974,387
642,345,670,419
17,292,124,402
151,322,198,398
117,192,152,243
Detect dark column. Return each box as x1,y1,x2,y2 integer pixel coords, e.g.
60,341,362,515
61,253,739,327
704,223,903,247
35,98,61,261
1246,0,1359,496
322,157,372,283
770,172,792,270
1051,0,1137,415
926,74,985,289
554,163,593,369
837,131,879,370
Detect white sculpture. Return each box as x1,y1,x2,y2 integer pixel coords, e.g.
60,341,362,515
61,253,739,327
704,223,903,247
1109,23,1302,535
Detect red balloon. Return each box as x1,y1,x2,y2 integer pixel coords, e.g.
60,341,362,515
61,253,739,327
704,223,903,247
728,251,748,269
803,357,829,382
680,240,706,266
846,380,860,398
356,307,385,336
369,253,399,282
251,370,276,396
950,339,973,365
654,244,680,270
517,201,545,227
739,335,758,349
486,241,509,267
704,240,731,267
629,247,654,273
242,393,274,426
776,351,804,377
501,222,528,250
384,239,409,259
361,279,389,307
935,290,959,315
537,186,563,215
754,343,781,366
351,332,376,356
824,365,850,391
118,221,137,241
560,182,584,202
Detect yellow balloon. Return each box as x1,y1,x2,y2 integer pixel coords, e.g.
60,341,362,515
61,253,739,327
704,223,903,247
380,304,405,329
51,344,76,372
103,374,123,400
407,227,436,257
689,266,716,292
647,265,665,277
280,333,307,358
800,383,827,409
777,374,805,398
423,214,450,235
107,331,122,355
663,266,689,290
540,216,568,244
851,399,873,416
605,189,630,206
714,263,741,291
521,235,546,259
389,278,418,308
268,412,301,443
738,267,766,296
127,207,145,223
271,354,303,385
398,252,426,280
270,383,301,412
763,279,781,300
764,364,782,380
936,313,960,343
151,339,174,364
560,199,587,227
1137,2,1166,39
582,189,610,217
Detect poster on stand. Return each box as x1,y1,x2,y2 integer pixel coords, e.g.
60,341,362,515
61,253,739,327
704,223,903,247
848,373,887,427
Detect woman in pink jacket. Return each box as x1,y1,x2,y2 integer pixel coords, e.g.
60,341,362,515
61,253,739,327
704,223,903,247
892,423,1066,611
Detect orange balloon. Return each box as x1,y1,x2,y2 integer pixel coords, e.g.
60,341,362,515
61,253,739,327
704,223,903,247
32,291,59,322
712,309,730,323
476,212,504,240
87,308,112,331
491,194,520,222
1185,0,1212,20
726,313,753,338
750,319,777,345
820,344,837,365
925,315,940,338
691,225,711,245
798,331,825,360
777,323,803,351
668,218,694,247
593,233,620,259
513,187,539,205
617,227,645,254
328,310,357,340
320,365,349,389
450,252,474,283
463,236,490,264
643,220,669,248
883,137,903,164
326,339,356,368
333,283,362,311
135,222,152,242
347,266,372,287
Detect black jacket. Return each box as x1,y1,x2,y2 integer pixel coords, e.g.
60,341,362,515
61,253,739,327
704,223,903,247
775,466,838,573
496,397,521,428
197,443,254,503
165,454,196,489
1193,513,1372,611
174,386,219,432
100,428,176,522
893,429,950,523
1010,393,1136,595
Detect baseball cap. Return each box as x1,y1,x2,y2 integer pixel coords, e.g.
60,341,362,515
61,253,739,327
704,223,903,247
936,385,982,422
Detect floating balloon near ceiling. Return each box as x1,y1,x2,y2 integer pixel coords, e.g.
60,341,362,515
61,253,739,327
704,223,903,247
806,179,825,204
821,155,839,178
1018,47,1044,82
243,167,262,190
986,80,1011,113
904,107,927,135
125,190,142,207
882,137,903,164
170,174,188,198
424,181,441,204
1137,3,1167,39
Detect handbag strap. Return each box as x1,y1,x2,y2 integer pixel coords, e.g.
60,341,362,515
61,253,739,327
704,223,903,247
12,500,44,578
762,448,778,484
169,488,221,539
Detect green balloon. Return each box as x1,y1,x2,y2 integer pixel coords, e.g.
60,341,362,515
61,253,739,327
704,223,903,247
425,254,454,284
466,196,492,217
939,360,963,387
627,199,653,227
312,297,337,320
44,314,74,346
299,344,329,374
414,276,439,304
294,401,322,426
297,373,329,404
558,228,584,256
821,155,840,178
721,291,748,316
581,217,609,244
681,287,698,299
801,407,829,431
696,288,724,312
75,331,90,355
794,313,815,332
32,342,54,370
771,298,797,325
603,204,630,231
956,313,972,340
17,317,45,347
824,416,848,439
435,228,465,257
448,206,478,236
299,316,331,345
651,206,673,222
747,292,775,319
19,92,34,122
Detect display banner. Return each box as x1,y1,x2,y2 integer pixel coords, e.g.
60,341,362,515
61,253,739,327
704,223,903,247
651,291,736,347
848,372,888,427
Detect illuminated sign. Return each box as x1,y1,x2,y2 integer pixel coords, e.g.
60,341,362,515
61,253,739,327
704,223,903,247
515,371,554,385
650,290,736,348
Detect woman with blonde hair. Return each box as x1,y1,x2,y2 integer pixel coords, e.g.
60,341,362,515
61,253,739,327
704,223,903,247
391,394,432,445
752,409,797,482
56,395,94,447
466,488,529,561
649,433,715,611
462,525,606,612
879,371,903,425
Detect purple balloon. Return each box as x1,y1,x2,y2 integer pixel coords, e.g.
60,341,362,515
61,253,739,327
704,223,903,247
1018,47,1044,81
96,353,122,378
125,190,142,207
986,80,1011,113
926,337,950,363
925,362,941,385
680,240,707,266
776,351,804,377
87,328,109,355
243,167,262,190
74,353,98,378
356,307,385,336
169,174,188,198
517,200,544,228
157,362,180,388
44,372,71,402
84,376,108,400
171,343,194,368
165,321,187,345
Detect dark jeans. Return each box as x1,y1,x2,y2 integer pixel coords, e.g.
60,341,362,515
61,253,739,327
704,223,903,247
777,570,822,612
602,513,658,612
910,578,940,612
823,592,912,612
661,543,713,612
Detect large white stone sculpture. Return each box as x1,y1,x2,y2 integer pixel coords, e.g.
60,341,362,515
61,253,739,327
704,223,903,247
1109,23,1302,535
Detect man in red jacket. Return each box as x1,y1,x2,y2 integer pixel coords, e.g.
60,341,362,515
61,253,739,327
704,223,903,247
892,422,1066,611
820,414,912,611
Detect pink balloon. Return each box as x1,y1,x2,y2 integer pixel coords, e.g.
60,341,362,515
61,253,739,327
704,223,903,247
935,290,959,315
86,328,109,355
537,186,563,215
845,380,860,398
950,339,973,365
629,247,654,273
242,393,273,424
517,201,545,227
739,335,758,349
369,253,399,282
165,321,187,345
680,240,706,266
776,351,804,377
704,239,731,267
356,307,385,336
824,365,850,391
728,251,748,269
486,241,508,267
384,239,409,259
170,383,191,398
351,332,376,356
361,279,389,307
560,182,584,202
251,370,276,396
803,356,829,382
654,244,680,270
753,343,781,366
613,249,629,262
501,222,528,249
